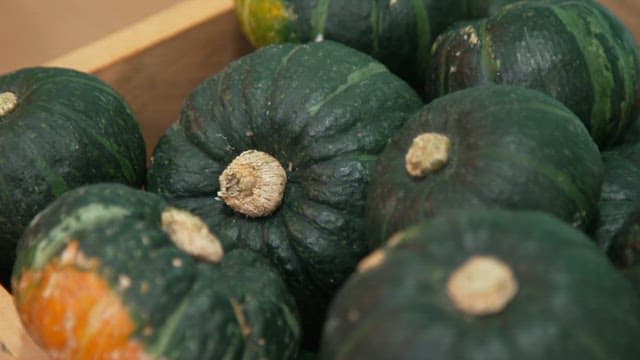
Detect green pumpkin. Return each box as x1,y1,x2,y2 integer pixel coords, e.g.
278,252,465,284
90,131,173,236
233,0,525,91
321,210,640,360
366,84,602,248
147,40,423,347
621,116,640,145
12,183,300,359
608,212,640,266
0,67,147,287
593,142,640,253
427,0,640,147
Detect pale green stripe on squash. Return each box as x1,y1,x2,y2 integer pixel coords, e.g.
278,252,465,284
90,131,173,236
410,0,431,78
31,204,131,269
550,4,615,140
307,62,387,116
311,0,331,39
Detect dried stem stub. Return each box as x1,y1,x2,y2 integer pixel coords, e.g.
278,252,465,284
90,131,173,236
0,91,18,116
405,132,452,177
162,207,224,263
218,150,287,217
446,255,518,316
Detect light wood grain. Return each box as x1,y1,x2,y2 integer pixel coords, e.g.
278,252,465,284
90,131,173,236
45,0,238,73
0,286,48,360
601,0,640,43
46,0,251,156
91,6,252,157
0,0,182,74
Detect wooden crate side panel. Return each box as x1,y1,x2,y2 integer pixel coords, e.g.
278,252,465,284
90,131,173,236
94,10,252,157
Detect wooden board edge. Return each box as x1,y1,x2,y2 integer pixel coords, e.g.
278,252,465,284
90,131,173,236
0,286,48,360
44,0,236,73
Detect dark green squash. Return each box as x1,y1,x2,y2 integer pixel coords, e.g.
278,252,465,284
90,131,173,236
233,0,524,91
607,211,640,267
0,67,147,287
621,115,640,145
366,84,602,248
146,40,423,348
602,205,640,296
320,209,640,360
12,183,300,359
427,0,640,147
592,142,640,253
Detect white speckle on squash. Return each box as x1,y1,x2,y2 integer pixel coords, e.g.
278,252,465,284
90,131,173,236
405,133,452,177
140,281,150,294
461,25,479,46
171,257,184,268
386,230,407,248
357,249,387,273
118,274,132,290
218,150,287,218
162,208,224,263
447,255,518,316
59,240,99,270
0,91,17,116
143,326,154,336
230,297,252,337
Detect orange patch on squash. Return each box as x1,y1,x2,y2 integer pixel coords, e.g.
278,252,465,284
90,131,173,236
14,241,149,360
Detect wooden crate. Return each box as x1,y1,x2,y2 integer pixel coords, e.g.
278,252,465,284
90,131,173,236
42,0,252,157
0,0,638,358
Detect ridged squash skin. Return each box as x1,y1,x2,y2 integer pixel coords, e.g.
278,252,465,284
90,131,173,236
612,212,640,295
366,84,603,248
0,67,147,287
608,212,640,267
427,0,640,147
234,0,523,90
12,183,300,360
147,40,423,347
593,143,640,253
321,210,640,360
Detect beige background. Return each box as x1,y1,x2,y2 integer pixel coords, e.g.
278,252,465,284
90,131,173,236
0,0,182,74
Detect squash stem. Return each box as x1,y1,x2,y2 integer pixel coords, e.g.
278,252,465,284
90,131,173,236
446,255,518,316
405,132,451,177
0,91,18,117
217,150,287,217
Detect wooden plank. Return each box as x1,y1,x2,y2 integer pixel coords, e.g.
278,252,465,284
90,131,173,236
45,0,238,74
92,9,252,157
0,0,182,74
46,0,252,157
600,0,640,42
0,286,48,360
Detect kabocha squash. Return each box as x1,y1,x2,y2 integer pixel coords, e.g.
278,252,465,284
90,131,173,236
592,142,640,253
320,210,640,360
427,0,640,147
607,211,640,267
366,84,603,248
12,183,300,360
147,40,423,347
0,67,147,287
233,0,522,91
608,211,640,295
